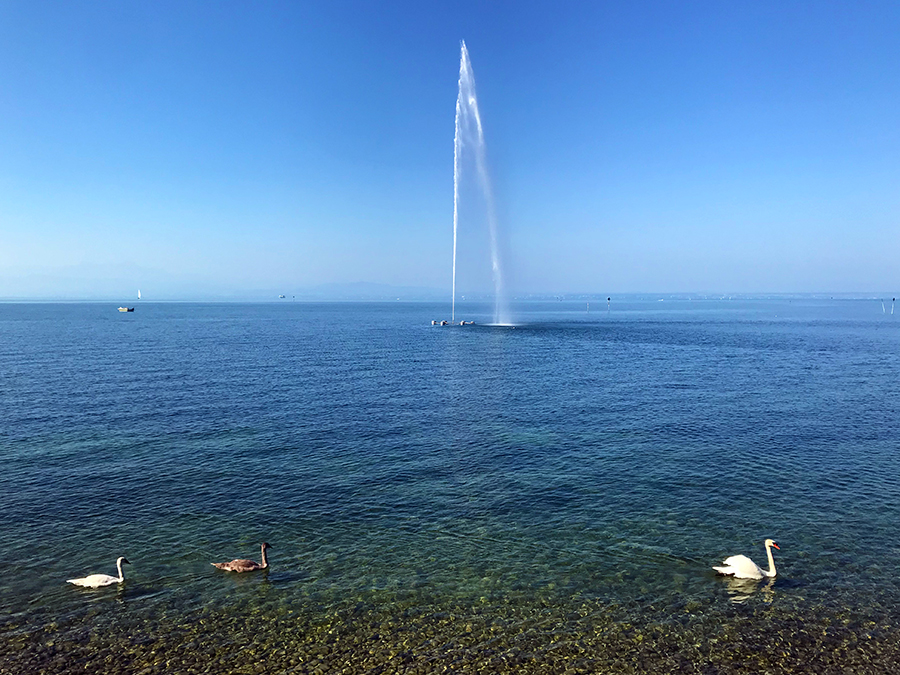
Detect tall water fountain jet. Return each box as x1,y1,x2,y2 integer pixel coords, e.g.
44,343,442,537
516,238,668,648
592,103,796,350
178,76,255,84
452,41,510,324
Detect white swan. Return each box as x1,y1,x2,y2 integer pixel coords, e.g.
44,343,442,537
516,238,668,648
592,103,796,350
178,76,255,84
212,542,271,573
67,556,131,587
713,539,780,579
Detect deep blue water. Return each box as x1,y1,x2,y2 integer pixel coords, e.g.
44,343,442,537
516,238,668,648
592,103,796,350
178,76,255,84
1,299,899,672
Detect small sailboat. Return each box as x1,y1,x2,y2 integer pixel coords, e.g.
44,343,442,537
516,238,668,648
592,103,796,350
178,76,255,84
138,289,142,300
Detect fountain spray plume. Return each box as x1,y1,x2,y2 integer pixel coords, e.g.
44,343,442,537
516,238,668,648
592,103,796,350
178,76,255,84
452,41,510,325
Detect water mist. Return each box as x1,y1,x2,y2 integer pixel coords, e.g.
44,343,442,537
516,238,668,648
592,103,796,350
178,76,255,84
452,41,510,324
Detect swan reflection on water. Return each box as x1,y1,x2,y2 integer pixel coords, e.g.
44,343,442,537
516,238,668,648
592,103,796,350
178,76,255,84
725,576,776,604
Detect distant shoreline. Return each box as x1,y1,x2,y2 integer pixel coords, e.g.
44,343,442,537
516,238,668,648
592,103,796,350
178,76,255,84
0,293,895,304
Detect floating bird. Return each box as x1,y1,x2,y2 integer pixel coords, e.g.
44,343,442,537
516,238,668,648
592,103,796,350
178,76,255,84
212,542,271,572
713,539,780,579
67,556,131,587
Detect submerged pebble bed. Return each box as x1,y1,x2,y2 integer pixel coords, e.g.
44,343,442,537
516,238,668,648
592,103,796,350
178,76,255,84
3,585,900,674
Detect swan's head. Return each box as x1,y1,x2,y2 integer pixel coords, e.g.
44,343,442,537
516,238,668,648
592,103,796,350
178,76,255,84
764,539,780,550
117,557,132,565
262,542,272,550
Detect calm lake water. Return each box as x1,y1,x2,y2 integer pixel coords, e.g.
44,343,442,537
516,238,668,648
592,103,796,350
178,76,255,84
1,299,899,673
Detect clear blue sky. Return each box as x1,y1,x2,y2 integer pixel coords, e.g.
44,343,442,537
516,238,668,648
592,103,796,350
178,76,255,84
1,1,898,298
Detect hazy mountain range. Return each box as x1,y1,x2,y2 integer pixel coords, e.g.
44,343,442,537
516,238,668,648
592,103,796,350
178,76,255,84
0,266,447,302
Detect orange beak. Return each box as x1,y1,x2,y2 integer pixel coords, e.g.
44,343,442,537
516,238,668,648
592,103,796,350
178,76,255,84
771,542,780,550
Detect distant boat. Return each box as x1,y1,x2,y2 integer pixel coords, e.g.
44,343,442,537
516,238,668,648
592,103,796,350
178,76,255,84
138,289,141,300
118,307,134,312
278,294,286,299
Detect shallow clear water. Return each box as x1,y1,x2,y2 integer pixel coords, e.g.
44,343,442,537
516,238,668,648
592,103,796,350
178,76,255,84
2,299,899,673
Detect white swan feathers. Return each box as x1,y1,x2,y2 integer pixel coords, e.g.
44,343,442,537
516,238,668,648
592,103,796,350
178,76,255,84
713,539,780,580
67,556,131,587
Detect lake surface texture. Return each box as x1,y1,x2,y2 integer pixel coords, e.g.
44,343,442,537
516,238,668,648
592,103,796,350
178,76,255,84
1,299,899,674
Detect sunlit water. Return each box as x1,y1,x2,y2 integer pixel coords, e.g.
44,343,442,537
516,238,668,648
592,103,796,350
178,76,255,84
2,299,899,673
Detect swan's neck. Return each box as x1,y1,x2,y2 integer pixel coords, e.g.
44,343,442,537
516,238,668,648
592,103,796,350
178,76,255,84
260,546,269,569
116,559,126,582
764,544,777,578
